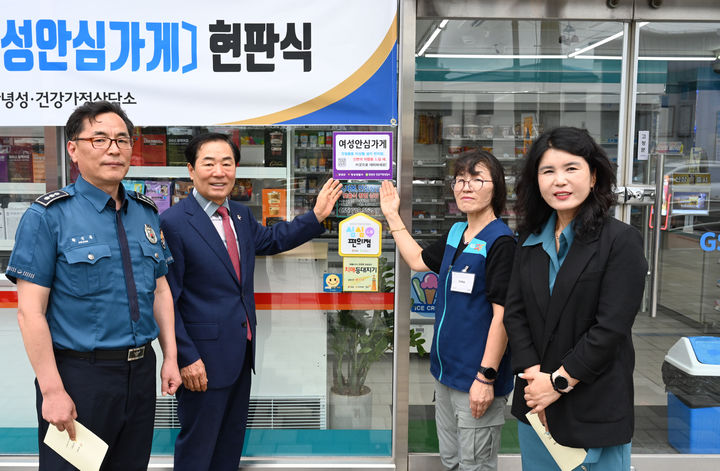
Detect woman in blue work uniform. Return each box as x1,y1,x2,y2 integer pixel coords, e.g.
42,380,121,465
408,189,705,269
380,150,515,471
503,127,647,470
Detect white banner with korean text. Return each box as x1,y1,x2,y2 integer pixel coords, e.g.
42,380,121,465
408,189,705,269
0,0,398,126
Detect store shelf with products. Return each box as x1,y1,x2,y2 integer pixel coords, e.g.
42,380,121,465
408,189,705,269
414,98,619,235
0,131,50,264
290,128,337,239
0,182,47,194
412,180,446,186
76,125,290,223
413,199,445,205
292,128,333,175
131,126,280,168
125,166,288,180
294,170,333,176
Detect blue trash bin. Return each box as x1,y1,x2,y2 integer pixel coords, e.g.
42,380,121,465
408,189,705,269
662,336,720,454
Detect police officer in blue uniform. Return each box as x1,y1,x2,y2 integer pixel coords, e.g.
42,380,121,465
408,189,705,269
7,101,181,471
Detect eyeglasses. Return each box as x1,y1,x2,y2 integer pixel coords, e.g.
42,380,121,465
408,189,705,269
450,178,493,192
74,136,133,150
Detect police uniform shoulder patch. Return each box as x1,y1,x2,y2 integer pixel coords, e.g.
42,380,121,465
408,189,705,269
34,190,71,207
131,192,158,212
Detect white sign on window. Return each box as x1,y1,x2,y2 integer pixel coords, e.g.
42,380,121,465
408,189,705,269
338,212,381,257
638,130,650,161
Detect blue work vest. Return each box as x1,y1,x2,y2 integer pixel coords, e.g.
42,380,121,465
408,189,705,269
430,219,514,395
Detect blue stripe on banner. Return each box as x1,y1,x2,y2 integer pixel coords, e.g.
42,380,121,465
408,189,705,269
279,44,398,126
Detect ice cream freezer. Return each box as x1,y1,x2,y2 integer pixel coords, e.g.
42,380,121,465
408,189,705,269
409,270,438,353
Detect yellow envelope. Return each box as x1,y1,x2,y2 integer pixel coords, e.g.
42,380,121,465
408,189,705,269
43,420,109,471
526,412,587,471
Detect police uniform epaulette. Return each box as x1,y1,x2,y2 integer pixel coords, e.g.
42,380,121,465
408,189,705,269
131,191,158,212
35,190,71,207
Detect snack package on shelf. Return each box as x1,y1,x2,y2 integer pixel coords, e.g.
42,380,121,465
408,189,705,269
122,180,146,194
145,180,172,213
140,128,167,166
173,180,194,205
230,179,252,201
5,202,31,240
0,207,6,239
167,127,194,166
8,145,33,182
0,138,10,182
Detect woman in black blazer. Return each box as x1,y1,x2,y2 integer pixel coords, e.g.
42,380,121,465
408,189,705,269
503,127,648,470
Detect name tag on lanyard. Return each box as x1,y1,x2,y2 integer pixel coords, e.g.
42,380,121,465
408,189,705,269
450,266,475,293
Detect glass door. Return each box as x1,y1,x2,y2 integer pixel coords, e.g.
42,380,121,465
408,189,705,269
410,17,627,454
619,20,720,456
411,12,720,459
627,22,720,329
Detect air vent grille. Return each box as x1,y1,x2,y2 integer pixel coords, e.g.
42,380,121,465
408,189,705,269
154,395,326,429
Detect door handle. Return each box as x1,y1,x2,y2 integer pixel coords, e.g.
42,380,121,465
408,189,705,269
615,185,655,204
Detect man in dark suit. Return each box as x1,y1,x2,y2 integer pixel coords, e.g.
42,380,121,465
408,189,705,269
160,132,341,471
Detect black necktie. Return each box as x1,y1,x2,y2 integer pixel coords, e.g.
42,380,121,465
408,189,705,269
116,209,140,322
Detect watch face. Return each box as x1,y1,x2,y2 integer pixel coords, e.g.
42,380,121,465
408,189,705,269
554,375,569,390
480,367,497,380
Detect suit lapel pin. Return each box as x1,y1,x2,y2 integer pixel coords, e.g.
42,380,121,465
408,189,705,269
236,215,241,221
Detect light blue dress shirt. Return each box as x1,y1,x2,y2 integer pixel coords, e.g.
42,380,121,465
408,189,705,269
522,211,574,294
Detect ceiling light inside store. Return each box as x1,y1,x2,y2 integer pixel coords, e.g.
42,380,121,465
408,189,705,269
573,55,622,60
640,56,716,61
416,19,448,57
572,55,715,61
567,23,646,58
424,54,567,59
425,53,715,62
568,31,623,58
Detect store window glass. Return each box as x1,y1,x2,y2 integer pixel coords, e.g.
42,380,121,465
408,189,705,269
410,18,625,454
107,124,397,457
0,124,397,458
630,22,720,454
1,125,59,453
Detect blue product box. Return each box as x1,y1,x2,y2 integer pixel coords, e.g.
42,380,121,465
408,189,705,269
667,391,720,453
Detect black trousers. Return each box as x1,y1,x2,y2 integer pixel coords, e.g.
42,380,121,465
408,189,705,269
36,346,157,471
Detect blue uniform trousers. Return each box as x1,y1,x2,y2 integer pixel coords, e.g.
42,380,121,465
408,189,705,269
36,347,157,471
173,340,253,471
517,421,631,470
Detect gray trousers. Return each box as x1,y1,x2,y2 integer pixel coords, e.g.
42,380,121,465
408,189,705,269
435,380,507,471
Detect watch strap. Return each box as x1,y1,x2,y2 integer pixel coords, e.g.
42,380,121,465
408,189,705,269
475,374,494,386
477,366,497,380
551,371,574,393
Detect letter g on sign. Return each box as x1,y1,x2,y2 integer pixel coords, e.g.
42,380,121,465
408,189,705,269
700,232,717,252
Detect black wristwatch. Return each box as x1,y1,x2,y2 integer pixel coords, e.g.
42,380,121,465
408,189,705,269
477,366,497,381
551,371,573,393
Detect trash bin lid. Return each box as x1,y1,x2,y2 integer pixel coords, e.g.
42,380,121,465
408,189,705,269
665,336,720,375
688,336,720,365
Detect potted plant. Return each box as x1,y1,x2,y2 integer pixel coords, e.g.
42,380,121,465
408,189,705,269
327,257,426,428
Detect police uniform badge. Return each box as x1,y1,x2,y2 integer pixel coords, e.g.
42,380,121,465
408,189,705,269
145,224,158,244
35,190,71,207
160,230,167,249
